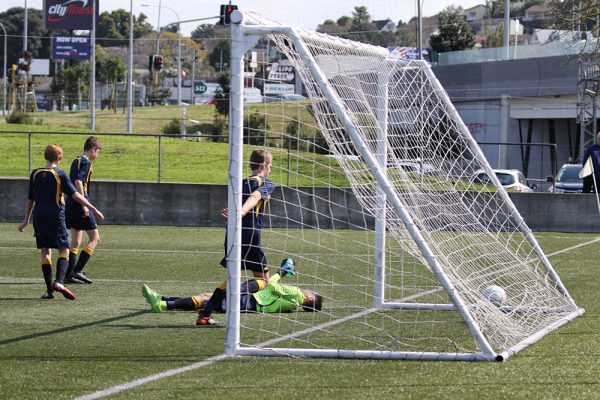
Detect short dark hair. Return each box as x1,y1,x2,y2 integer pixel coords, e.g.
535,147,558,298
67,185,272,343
249,149,272,170
44,144,63,162
84,136,102,151
301,290,323,312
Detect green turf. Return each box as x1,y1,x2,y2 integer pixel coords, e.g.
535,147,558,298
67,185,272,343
0,224,598,399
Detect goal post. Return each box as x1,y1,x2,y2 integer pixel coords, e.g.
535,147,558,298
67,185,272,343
225,10,584,361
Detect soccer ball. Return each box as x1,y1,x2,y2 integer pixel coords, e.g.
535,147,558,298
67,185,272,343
482,285,506,307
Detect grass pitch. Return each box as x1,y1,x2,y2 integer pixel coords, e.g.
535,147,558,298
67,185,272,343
1,224,599,399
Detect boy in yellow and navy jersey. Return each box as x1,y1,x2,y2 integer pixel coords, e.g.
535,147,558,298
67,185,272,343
65,136,102,284
18,144,104,300
198,149,277,325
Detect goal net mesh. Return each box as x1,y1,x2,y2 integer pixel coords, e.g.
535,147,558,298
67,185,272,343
232,14,580,359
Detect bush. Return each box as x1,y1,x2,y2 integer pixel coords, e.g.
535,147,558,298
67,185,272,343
6,112,33,124
161,118,181,135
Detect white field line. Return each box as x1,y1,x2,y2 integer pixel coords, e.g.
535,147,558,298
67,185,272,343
54,236,600,399
0,246,221,255
545,237,600,257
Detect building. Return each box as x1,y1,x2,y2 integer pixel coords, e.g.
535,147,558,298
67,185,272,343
524,5,549,21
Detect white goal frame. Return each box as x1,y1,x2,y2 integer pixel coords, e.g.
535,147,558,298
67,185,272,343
224,10,584,361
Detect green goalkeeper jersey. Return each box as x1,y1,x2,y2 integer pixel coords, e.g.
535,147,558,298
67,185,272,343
253,274,305,313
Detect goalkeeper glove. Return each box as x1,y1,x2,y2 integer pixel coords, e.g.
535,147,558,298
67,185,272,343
279,258,296,277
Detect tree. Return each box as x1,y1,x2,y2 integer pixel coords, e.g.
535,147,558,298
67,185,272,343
97,10,154,47
429,6,476,53
545,0,600,59
209,40,230,72
96,46,126,112
337,16,352,28
213,72,230,116
0,7,51,67
63,62,89,110
191,24,216,43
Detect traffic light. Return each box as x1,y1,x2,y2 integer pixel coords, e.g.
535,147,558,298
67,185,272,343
219,4,238,25
150,54,163,72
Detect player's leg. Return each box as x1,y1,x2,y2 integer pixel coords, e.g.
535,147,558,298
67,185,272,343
65,228,83,282
72,228,100,283
52,244,76,300
40,247,54,299
240,245,270,293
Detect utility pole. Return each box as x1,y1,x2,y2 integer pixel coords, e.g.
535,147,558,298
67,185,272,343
191,50,197,104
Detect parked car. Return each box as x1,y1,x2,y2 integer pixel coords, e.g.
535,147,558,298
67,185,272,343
389,161,437,175
471,169,536,193
264,93,307,102
546,163,583,193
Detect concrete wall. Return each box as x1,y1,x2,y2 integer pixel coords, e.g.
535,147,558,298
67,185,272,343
2,178,598,233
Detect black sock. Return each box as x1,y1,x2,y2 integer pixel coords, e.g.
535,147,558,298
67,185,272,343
161,296,182,302
74,247,92,273
55,257,68,284
66,250,77,277
201,288,225,317
41,264,52,293
166,297,196,311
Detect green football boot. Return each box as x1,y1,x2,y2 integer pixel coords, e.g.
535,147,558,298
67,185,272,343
142,284,166,313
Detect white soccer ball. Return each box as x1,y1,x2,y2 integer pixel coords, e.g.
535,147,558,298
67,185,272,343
482,285,506,307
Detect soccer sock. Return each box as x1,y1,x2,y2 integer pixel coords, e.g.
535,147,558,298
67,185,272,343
161,296,182,302
201,287,226,317
66,248,78,277
41,257,52,293
55,253,69,284
166,297,196,311
74,246,93,273
240,279,267,294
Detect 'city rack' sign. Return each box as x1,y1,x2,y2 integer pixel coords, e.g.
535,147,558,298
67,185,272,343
43,0,98,30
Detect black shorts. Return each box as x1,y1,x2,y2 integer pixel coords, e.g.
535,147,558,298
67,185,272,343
35,235,70,249
66,211,97,231
220,243,268,274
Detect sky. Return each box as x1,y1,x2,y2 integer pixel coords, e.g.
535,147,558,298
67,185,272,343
2,0,485,35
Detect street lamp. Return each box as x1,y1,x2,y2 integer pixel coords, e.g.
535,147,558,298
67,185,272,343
142,3,181,105
0,22,7,116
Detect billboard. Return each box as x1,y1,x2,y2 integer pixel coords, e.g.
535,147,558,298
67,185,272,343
44,0,98,30
52,36,91,59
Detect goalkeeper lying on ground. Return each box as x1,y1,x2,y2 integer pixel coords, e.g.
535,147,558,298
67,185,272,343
142,259,323,325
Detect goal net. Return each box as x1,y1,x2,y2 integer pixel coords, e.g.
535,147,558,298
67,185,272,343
224,11,583,361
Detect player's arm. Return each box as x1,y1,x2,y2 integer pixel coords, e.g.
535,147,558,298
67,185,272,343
18,199,34,232
71,192,104,223
73,179,89,216
241,191,262,217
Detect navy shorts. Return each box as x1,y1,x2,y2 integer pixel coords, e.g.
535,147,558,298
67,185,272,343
215,294,257,313
66,211,97,231
220,243,268,274
35,235,70,249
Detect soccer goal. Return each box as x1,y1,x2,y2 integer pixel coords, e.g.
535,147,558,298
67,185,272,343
224,11,583,361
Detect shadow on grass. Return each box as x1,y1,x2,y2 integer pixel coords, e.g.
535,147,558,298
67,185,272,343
0,310,148,346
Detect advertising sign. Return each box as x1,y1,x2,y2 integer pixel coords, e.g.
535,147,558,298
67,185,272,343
44,0,98,30
52,36,90,59
263,83,295,95
194,81,208,95
267,62,295,83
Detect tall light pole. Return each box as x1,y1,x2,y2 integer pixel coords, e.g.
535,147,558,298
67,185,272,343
142,4,181,105
23,0,28,52
127,0,134,133
0,22,6,116
155,0,162,54
90,0,96,129
417,0,423,60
